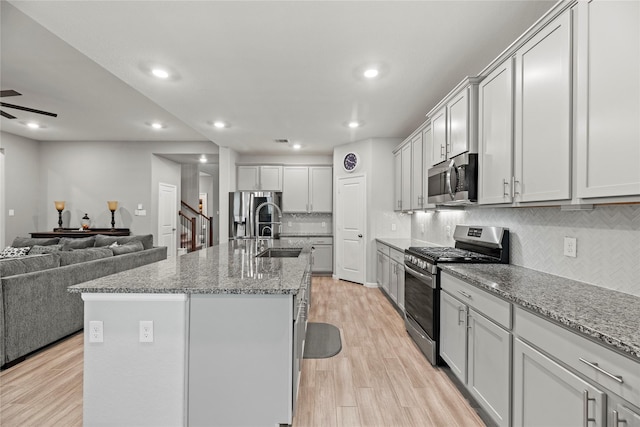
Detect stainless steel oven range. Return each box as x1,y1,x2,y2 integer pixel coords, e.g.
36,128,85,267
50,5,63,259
404,225,509,365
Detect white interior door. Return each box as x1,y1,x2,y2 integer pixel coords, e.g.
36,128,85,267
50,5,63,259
0,149,4,248
336,175,365,284
159,183,177,257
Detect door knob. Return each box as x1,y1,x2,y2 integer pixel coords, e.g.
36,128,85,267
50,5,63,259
358,234,363,238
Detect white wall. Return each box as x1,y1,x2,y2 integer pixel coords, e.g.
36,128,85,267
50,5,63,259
237,153,332,165
0,147,5,248
334,138,406,285
411,205,640,297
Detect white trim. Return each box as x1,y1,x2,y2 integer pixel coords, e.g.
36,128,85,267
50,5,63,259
81,293,188,302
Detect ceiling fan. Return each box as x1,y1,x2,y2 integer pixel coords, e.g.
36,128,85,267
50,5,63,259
1,89,58,119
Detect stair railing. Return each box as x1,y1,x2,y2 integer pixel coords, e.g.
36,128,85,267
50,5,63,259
179,201,214,251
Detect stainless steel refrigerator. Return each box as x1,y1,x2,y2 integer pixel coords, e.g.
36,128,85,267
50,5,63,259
228,191,283,240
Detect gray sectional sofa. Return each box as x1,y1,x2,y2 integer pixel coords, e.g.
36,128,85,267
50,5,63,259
0,234,167,368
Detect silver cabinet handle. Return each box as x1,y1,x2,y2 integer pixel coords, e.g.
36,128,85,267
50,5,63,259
503,179,510,197
512,177,520,196
457,306,465,325
582,390,596,427
612,410,628,426
457,290,472,299
579,358,624,383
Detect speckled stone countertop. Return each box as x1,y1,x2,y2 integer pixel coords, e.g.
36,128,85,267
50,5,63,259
68,240,311,295
439,264,640,361
375,237,438,252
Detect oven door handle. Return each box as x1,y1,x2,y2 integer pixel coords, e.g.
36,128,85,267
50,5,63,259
404,265,436,289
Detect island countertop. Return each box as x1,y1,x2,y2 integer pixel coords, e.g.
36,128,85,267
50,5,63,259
68,240,311,295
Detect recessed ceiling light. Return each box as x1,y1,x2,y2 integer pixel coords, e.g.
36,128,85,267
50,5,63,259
292,143,301,150
27,122,40,129
348,121,360,128
364,68,379,78
151,122,163,129
199,155,208,163
213,121,226,129
151,68,170,79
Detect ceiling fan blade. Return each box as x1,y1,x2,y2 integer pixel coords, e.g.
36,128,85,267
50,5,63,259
0,90,22,97
1,110,17,119
0,102,58,117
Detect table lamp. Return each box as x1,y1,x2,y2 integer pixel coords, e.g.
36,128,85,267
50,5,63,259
107,201,118,229
54,201,65,230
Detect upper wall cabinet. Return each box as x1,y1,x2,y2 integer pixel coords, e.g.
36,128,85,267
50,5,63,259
411,132,424,210
282,166,332,213
513,9,572,203
479,58,514,205
574,0,640,199
394,122,429,212
237,165,283,191
429,78,480,166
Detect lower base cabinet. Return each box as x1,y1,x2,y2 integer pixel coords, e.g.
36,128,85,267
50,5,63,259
513,338,606,427
376,242,404,312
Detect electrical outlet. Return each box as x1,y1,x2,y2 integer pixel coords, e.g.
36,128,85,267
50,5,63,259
564,237,577,258
421,223,425,234
391,223,397,231
288,221,292,227
446,226,451,237
139,320,154,343
8,209,15,216
321,222,326,228
89,320,103,343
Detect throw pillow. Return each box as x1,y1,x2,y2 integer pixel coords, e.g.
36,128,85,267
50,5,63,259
95,234,153,250
11,237,60,248
111,240,144,256
0,246,30,259
28,244,63,255
59,236,96,251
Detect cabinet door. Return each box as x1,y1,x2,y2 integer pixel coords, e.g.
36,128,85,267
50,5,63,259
394,151,402,211
381,253,390,293
479,59,514,205
513,338,606,427
260,166,283,191
396,262,404,312
376,251,384,287
467,309,511,427
575,0,640,199
431,107,447,165
439,291,467,383
422,125,436,209
514,10,572,203
283,167,309,212
237,166,260,190
447,88,470,159
411,133,424,210
309,167,333,212
401,144,412,211
611,402,640,427
311,244,332,273
389,261,399,303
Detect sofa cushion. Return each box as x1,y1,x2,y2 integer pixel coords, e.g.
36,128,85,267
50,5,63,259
94,234,153,250
0,254,60,277
0,246,30,259
58,247,113,266
111,240,144,256
0,258,27,277
11,237,61,248
28,244,63,255
59,236,96,251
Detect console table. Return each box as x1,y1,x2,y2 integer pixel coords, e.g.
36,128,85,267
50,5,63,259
30,228,131,238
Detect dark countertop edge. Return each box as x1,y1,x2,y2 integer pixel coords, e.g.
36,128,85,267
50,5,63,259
439,265,640,361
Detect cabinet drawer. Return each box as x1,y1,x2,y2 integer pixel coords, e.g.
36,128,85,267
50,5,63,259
376,242,390,257
389,248,404,264
515,307,640,405
310,237,333,245
441,272,511,329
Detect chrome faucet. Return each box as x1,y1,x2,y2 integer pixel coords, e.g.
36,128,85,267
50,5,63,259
255,201,282,250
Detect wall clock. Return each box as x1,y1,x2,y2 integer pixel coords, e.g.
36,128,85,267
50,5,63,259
343,152,359,172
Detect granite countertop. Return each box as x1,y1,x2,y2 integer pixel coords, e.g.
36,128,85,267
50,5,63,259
439,264,640,361
375,237,438,252
68,240,311,295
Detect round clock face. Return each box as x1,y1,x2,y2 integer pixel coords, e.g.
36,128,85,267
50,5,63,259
343,152,359,172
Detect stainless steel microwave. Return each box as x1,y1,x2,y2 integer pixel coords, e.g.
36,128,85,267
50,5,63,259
427,153,478,205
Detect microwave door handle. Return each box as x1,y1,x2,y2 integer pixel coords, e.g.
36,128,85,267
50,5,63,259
446,160,458,200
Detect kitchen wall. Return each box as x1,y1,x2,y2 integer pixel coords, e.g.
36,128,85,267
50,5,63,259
281,213,332,235
411,205,640,297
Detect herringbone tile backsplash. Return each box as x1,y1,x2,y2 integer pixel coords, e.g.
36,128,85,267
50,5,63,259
411,205,640,297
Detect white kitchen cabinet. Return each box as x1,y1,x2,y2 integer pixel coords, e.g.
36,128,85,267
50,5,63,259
393,150,402,211
237,165,283,191
389,248,404,311
610,399,640,427
411,132,424,210
428,78,479,167
478,58,514,205
574,0,640,199
282,166,332,213
431,107,447,166
440,272,511,427
376,244,390,294
513,338,606,427
401,143,412,211
422,125,436,209
311,241,333,274
513,9,572,203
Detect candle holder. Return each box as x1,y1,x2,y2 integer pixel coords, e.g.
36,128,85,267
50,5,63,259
107,201,118,229
54,201,65,230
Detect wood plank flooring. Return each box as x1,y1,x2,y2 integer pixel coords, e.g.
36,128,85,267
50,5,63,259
0,276,484,426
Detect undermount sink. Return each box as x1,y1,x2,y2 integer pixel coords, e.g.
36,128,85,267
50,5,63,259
256,248,302,258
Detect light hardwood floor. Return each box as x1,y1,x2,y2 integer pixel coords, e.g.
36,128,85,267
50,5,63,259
0,276,484,427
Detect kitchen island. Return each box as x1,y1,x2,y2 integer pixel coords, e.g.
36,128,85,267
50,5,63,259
69,240,311,427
